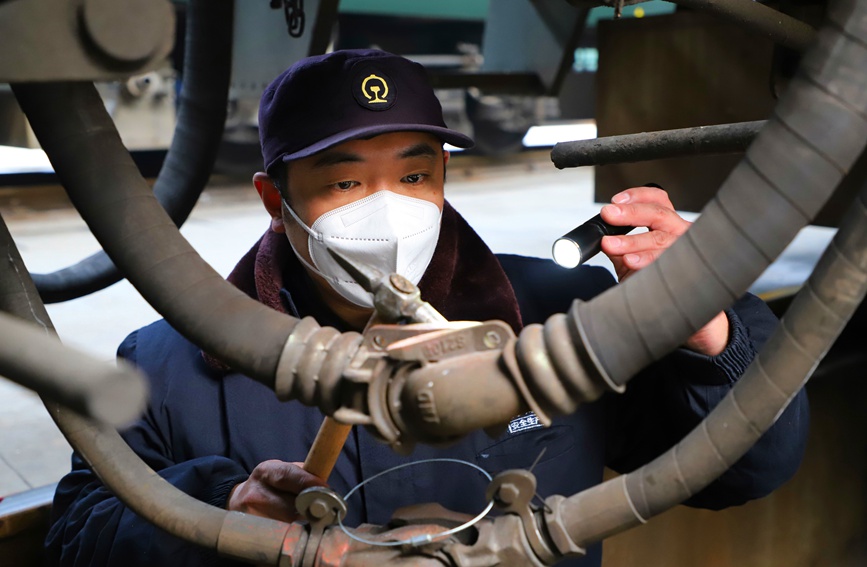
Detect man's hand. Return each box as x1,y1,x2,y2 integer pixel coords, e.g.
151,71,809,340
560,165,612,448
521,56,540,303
227,460,327,522
599,185,729,356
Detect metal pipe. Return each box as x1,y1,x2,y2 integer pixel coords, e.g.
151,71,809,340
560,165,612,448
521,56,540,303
31,0,234,304
551,121,765,169
0,215,146,426
669,0,816,52
554,152,867,549
11,79,298,387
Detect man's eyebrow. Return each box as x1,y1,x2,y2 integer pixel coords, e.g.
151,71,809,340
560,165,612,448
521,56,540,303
311,152,364,169
398,143,438,159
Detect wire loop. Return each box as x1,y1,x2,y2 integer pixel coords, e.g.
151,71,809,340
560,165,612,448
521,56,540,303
338,458,495,547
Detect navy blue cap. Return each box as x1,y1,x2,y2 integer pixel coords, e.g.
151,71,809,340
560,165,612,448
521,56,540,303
259,49,474,172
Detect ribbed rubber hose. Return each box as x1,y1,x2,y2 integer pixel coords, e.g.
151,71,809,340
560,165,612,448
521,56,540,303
10,79,298,386
572,0,867,392
0,215,292,564
554,133,867,551
537,0,867,547
31,0,233,304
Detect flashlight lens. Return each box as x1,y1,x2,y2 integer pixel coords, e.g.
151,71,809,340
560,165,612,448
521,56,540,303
553,238,582,268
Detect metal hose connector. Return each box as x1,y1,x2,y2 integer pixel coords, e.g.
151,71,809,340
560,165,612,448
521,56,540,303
275,317,364,414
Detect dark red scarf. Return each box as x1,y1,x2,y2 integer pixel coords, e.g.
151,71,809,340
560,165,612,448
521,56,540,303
205,201,522,371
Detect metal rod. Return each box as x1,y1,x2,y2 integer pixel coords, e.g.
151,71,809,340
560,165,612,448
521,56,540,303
669,0,816,52
551,120,765,169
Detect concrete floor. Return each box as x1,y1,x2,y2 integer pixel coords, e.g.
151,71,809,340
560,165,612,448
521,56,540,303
0,152,834,497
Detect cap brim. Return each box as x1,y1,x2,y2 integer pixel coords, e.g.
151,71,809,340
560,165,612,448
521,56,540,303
281,124,474,163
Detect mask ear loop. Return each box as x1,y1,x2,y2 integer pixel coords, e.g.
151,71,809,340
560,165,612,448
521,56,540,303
282,199,320,240
280,199,337,284
337,457,495,547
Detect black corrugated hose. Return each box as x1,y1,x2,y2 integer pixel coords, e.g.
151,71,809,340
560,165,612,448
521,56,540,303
11,3,297,387
31,0,234,303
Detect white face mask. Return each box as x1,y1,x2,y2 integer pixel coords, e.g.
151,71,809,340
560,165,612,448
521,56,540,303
284,191,442,307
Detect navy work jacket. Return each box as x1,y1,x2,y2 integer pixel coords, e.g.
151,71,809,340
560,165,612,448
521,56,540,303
46,254,808,567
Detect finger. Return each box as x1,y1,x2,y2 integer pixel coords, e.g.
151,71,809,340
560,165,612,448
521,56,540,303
244,485,302,523
228,478,302,522
620,249,664,272
600,203,690,235
602,230,679,256
254,460,327,493
611,186,675,209
607,257,631,282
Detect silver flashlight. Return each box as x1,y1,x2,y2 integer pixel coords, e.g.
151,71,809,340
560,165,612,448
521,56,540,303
552,214,634,268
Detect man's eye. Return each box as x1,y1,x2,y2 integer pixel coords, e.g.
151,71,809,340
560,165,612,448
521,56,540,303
335,181,356,190
403,173,425,184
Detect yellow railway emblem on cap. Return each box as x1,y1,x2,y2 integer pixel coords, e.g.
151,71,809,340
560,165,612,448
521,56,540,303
361,74,389,104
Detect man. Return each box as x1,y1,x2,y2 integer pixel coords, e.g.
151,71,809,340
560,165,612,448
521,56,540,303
46,49,808,566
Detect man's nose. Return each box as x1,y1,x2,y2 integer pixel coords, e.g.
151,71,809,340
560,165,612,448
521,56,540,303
366,184,401,198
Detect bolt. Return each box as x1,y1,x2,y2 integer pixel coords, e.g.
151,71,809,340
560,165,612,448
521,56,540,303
308,499,330,520
390,274,415,294
483,331,502,349
496,483,520,505
80,0,169,63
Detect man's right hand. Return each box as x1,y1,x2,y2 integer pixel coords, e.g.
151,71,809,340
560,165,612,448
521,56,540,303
227,460,327,522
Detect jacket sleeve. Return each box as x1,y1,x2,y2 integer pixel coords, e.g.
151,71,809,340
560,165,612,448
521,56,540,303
45,329,251,567
604,293,810,509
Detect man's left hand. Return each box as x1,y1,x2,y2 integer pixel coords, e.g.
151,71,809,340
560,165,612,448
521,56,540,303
599,185,729,356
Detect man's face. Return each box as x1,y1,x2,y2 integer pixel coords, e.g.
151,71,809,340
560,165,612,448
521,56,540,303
281,131,448,261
